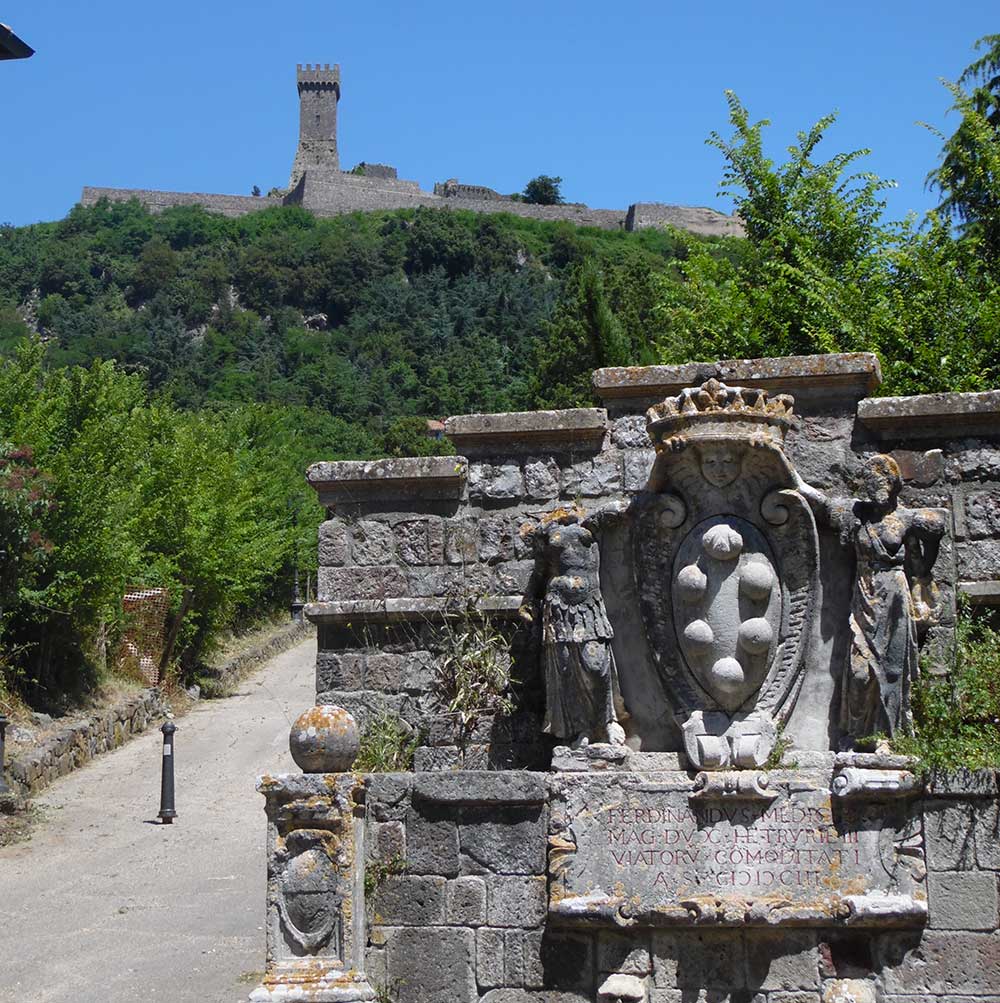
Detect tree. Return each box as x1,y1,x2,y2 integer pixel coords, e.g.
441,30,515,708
927,35,1000,262
531,259,631,407
523,175,565,205
656,91,898,362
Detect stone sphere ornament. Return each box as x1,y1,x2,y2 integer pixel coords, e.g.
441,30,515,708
709,656,745,695
289,704,360,773
683,618,715,648
676,563,708,601
739,560,773,600
701,523,743,561
738,617,773,655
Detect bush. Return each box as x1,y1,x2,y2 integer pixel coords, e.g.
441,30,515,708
894,609,1000,770
0,340,332,705
435,602,515,732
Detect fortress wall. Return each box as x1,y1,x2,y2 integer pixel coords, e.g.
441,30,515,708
79,181,718,233
79,178,745,235
626,200,745,237
80,186,283,218
353,162,398,179
297,175,629,228
434,181,509,201
295,170,425,196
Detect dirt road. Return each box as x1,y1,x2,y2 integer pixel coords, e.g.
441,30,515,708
0,636,316,1003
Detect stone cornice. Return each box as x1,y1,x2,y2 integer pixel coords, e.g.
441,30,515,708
304,595,523,624
444,408,607,454
593,353,882,410
305,456,467,504
858,390,1000,438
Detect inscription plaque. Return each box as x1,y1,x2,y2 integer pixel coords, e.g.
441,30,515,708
548,773,927,927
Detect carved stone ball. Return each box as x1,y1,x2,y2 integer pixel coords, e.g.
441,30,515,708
738,617,773,655
709,656,745,695
289,704,360,773
702,524,743,561
676,563,708,602
739,560,773,600
683,618,715,648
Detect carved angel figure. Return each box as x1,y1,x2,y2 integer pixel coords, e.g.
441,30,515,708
794,455,945,743
521,505,628,747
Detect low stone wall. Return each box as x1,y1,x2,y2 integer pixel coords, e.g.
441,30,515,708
6,689,166,797
364,768,1000,1003
202,618,315,694
4,621,313,797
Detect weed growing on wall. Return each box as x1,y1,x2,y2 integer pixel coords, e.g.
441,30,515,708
364,854,407,903
895,607,1000,770
435,600,515,733
355,711,419,773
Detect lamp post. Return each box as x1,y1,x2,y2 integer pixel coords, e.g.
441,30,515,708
287,496,304,622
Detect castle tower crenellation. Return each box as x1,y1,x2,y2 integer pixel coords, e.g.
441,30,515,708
289,62,341,190
296,63,341,89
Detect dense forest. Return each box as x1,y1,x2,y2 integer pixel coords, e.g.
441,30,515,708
1,35,999,712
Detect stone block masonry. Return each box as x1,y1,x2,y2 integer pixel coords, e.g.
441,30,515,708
249,350,1000,1003
80,186,283,218
361,769,1000,1002
303,355,1000,772
6,688,166,797
81,176,740,235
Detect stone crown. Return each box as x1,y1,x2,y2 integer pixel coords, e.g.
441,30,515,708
645,378,795,447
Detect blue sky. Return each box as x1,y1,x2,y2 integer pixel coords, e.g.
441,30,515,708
2,1,997,227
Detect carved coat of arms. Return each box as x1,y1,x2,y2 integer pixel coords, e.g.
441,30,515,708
276,828,344,956
633,379,819,769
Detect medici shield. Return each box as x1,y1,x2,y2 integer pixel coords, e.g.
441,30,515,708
633,380,819,770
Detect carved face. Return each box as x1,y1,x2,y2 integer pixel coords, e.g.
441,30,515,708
861,455,901,510
698,443,741,488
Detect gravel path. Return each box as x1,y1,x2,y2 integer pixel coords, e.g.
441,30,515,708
0,636,316,1003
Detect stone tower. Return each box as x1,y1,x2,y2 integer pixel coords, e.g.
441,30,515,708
288,63,340,191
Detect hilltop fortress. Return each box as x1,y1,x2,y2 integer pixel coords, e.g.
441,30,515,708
82,63,742,237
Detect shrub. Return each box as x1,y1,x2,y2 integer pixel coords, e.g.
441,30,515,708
894,608,1000,770
436,602,515,731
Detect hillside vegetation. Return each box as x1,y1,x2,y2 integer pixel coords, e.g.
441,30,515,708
1,37,999,711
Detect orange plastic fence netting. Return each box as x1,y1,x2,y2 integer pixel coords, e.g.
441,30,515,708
117,587,171,685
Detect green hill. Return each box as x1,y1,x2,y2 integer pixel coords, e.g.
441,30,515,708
0,200,706,425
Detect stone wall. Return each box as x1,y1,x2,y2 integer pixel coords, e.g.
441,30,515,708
304,353,1000,764
353,162,398,180
79,178,743,236
434,180,511,201
626,201,745,236
6,688,166,797
363,768,1000,1003
80,186,283,218
271,351,1000,1003
199,619,315,695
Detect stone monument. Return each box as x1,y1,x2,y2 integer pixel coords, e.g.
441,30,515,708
251,353,1000,1003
